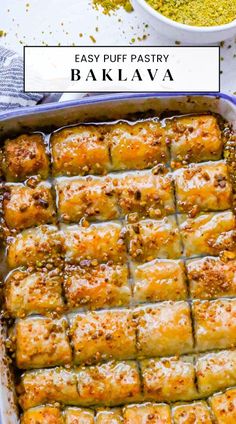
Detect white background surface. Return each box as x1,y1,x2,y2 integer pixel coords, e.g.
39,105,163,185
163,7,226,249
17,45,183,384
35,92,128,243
0,0,235,96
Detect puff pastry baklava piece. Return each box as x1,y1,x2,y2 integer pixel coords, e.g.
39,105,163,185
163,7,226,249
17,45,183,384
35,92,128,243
132,259,187,303
64,407,95,424
196,349,236,397
141,357,198,402
70,309,136,364
77,361,141,406
179,211,236,257
51,125,111,176
62,222,127,264
64,264,130,310
56,176,119,223
3,183,56,230
108,121,169,171
18,368,80,410
193,299,236,351
123,403,172,423
127,217,182,263
135,302,193,357
21,406,64,424
19,362,141,409
4,269,64,318
209,388,236,424
172,401,213,424
112,169,174,219
3,133,49,182
21,407,96,424
174,161,232,214
14,316,72,369
166,115,222,167
7,225,64,268
187,256,236,300
96,408,123,423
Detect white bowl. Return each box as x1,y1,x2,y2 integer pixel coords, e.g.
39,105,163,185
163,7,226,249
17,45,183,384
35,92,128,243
131,0,236,44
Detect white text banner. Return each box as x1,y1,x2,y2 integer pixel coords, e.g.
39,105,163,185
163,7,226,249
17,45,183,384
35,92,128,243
24,46,220,93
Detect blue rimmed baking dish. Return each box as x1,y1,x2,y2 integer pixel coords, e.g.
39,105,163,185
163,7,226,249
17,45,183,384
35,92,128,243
0,91,235,424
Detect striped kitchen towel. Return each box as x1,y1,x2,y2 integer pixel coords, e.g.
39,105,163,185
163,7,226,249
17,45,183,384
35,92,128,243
0,46,44,111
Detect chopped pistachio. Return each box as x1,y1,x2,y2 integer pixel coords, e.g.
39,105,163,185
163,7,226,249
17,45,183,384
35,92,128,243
92,0,133,14
146,0,236,26
89,35,96,43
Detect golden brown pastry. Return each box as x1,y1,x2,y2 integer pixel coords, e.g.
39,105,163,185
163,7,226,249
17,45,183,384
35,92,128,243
172,401,213,424
141,357,198,402
108,121,169,171
174,161,232,214
64,407,95,424
51,125,110,176
18,368,80,410
70,309,136,364
96,408,123,423
14,316,72,369
56,176,119,222
4,268,64,318
4,113,236,419
113,169,174,219
21,406,63,424
187,256,236,300
179,211,236,257
62,222,127,265
64,264,130,310
209,388,236,424
3,133,49,182
127,217,182,263
3,182,56,230
166,115,222,167
196,349,236,397
135,302,193,357
7,225,64,268
132,259,187,303
123,403,172,423
77,361,141,406
193,299,236,351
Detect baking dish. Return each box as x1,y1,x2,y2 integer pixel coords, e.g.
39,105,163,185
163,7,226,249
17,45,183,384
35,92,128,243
0,92,236,424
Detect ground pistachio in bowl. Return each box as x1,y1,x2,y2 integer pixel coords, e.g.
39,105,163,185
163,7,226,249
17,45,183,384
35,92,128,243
146,0,236,26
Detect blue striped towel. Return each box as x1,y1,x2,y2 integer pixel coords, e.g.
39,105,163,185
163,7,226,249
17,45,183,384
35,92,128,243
0,46,44,111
